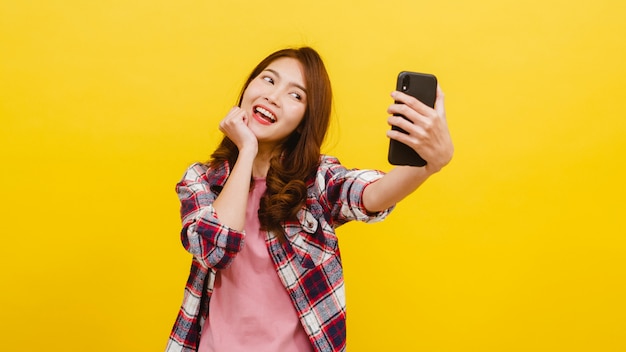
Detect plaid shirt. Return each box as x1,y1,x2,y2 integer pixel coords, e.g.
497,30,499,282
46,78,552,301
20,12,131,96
166,155,393,352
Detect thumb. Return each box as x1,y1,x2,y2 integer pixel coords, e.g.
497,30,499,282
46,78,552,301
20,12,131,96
435,84,446,120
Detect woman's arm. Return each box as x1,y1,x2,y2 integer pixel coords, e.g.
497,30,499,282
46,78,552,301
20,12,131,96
362,85,454,212
211,106,258,231
177,164,246,269
176,107,258,269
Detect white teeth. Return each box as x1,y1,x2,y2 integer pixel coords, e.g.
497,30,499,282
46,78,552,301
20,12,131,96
255,107,276,122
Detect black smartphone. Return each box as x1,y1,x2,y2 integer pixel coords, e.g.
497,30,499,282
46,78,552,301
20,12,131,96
387,71,438,166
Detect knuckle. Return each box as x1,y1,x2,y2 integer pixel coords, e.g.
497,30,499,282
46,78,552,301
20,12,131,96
392,115,404,125
398,104,411,116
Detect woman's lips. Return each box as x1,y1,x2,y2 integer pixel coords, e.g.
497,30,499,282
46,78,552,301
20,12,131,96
252,105,276,125
252,111,273,125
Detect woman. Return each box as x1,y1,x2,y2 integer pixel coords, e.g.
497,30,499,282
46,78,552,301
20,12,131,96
166,47,453,352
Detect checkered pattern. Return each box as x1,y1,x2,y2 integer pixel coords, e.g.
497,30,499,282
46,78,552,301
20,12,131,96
166,156,393,352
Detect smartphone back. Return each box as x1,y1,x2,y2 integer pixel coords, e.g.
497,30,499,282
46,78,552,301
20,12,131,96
388,71,437,166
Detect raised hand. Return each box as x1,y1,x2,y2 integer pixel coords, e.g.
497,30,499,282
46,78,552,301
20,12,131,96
219,106,258,155
386,85,453,173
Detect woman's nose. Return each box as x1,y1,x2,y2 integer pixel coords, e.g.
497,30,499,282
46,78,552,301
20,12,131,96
265,90,280,106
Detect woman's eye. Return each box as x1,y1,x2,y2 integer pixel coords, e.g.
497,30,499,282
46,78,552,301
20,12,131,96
263,76,274,84
290,92,302,100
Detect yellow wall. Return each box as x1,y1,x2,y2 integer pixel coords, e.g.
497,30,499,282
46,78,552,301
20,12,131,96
1,0,624,351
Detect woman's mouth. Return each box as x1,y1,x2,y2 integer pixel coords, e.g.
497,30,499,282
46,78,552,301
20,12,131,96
253,106,276,124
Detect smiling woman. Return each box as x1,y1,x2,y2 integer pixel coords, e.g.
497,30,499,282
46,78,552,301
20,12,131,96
164,46,453,352
242,58,308,142
2,0,625,351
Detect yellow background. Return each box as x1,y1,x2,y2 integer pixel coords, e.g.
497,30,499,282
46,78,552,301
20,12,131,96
1,0,624,351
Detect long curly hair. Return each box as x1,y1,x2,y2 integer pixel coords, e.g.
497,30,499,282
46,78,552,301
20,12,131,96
208,47,333,238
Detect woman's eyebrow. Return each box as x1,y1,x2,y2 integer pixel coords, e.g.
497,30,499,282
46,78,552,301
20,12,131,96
265,68,307,93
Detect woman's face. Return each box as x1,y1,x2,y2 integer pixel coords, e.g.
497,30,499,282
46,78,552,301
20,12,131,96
240,57,307,147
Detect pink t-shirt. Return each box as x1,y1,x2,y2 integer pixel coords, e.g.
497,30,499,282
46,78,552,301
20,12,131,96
198,178,313,352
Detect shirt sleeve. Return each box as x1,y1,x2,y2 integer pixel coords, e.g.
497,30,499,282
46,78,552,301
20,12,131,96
316,156,395,227
176,163,244,269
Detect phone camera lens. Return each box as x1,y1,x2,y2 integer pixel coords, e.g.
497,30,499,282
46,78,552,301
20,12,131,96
402,75,410,91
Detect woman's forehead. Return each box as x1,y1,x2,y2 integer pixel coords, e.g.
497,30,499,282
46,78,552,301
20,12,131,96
264,57,306,88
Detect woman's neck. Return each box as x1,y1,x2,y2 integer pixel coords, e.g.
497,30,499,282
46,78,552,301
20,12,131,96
252,144,278,178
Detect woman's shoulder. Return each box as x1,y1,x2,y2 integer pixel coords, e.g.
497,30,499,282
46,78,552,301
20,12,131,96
317,154,345,173
180,161,230,185
319,154,341,167
315,154,353,182
180,162,209,180
316,154,385,180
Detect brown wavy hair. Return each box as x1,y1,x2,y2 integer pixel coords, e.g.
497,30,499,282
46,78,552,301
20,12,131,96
208,47,333,238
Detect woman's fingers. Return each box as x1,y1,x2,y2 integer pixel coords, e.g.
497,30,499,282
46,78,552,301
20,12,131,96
386,88,453,172
434,84,446,122
218,107,257,150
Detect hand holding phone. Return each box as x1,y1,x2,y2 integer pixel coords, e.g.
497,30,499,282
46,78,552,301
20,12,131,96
387,71,438,166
